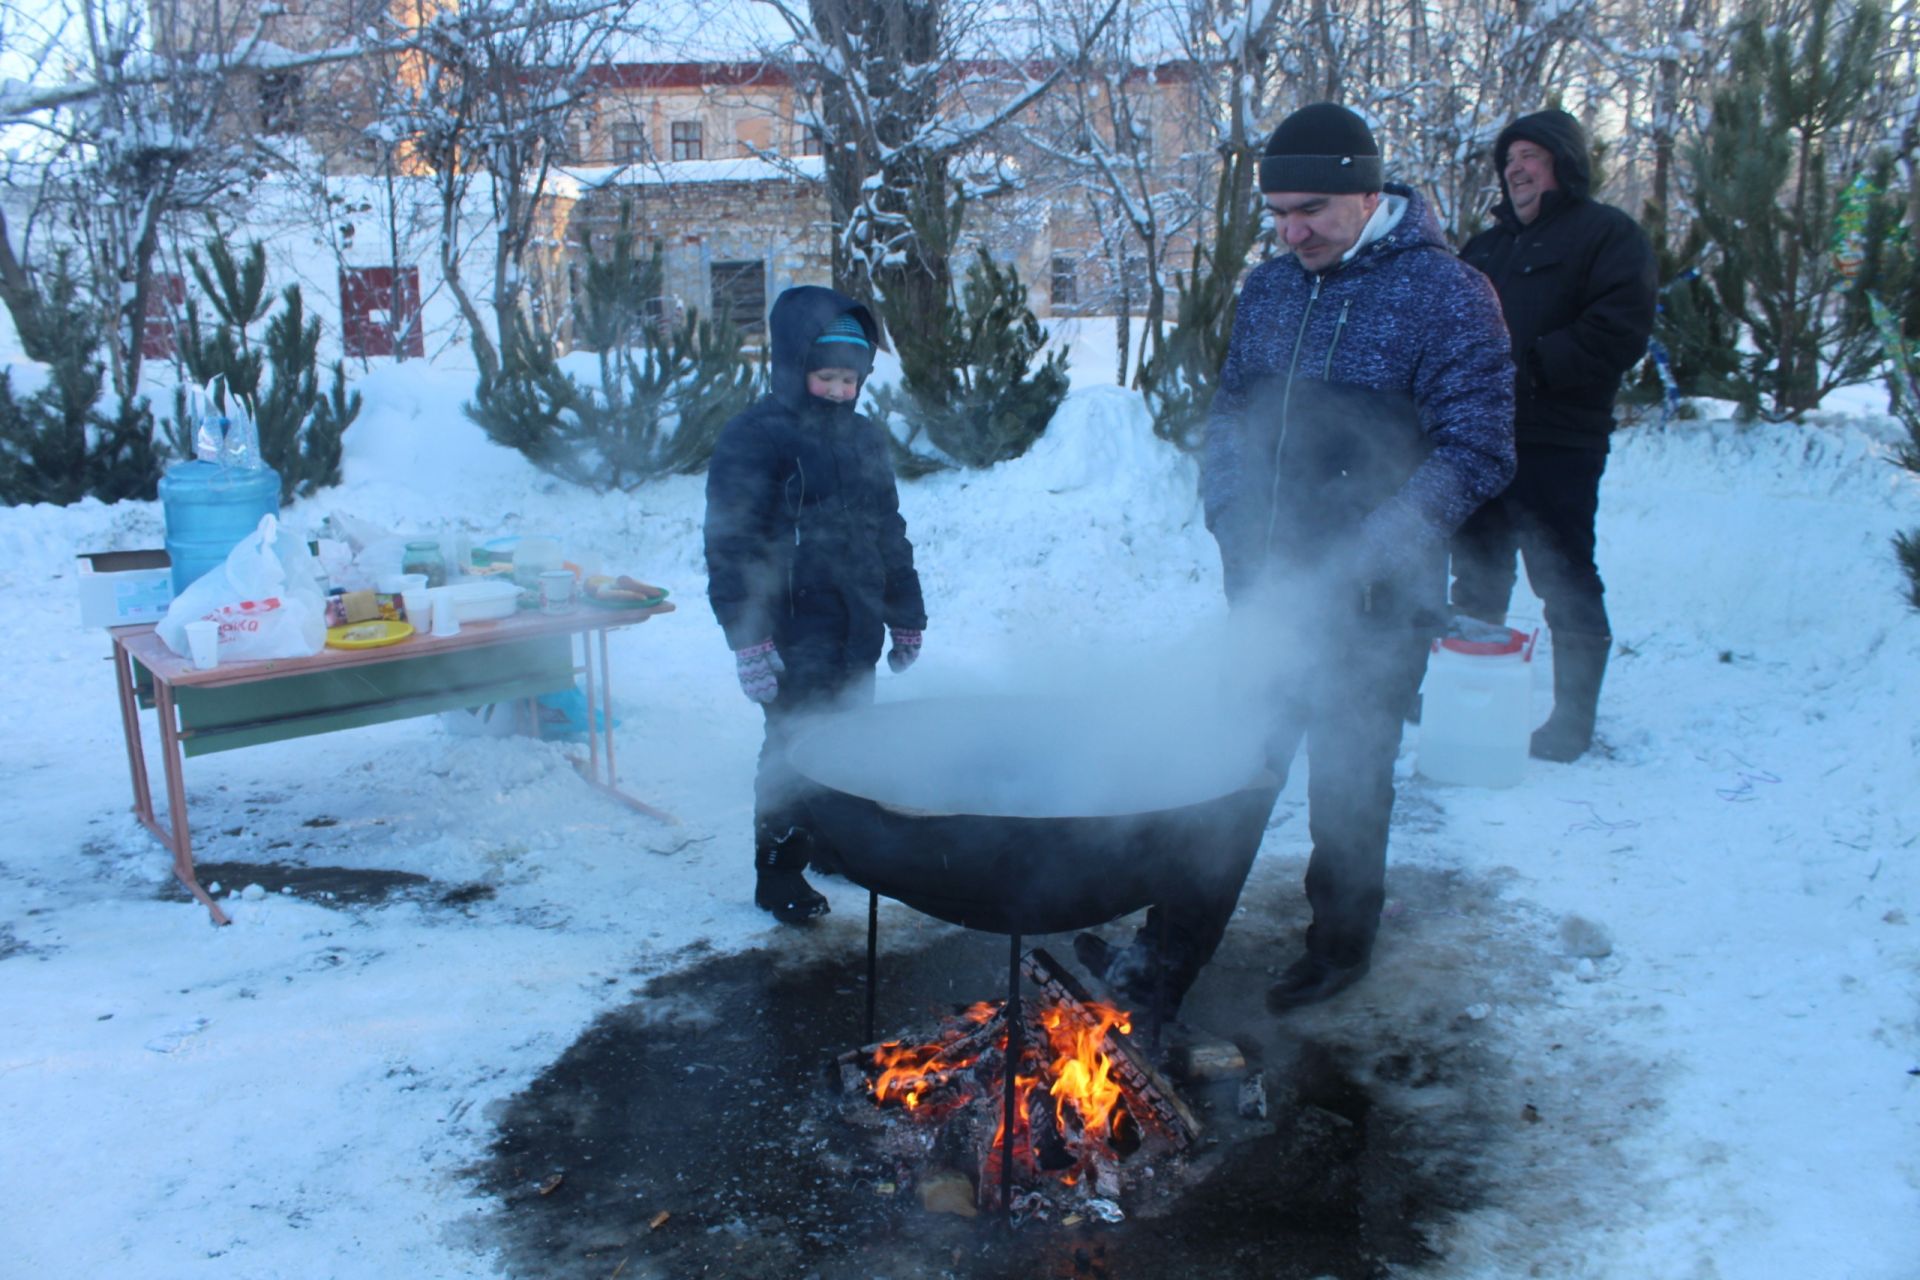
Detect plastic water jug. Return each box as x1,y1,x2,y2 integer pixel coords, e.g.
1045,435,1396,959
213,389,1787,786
159,460,282,594
1416,624,1538,788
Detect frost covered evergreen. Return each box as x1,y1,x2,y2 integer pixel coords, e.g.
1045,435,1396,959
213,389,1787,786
466,219,758,492
871,250,1069,472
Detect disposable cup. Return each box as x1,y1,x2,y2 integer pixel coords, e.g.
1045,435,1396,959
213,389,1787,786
185,619,220,670
431,588,461,637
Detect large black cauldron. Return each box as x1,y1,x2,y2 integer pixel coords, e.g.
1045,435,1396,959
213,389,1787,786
787,696,1279,935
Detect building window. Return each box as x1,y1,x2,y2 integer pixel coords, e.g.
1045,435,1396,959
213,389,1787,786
610,122,645,163
258,71,302,135
1050,256,1079,309
671,121,703,161
802,125,825,157
709,260,766,334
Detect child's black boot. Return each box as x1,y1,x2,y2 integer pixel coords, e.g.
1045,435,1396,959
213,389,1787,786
754,822,829,925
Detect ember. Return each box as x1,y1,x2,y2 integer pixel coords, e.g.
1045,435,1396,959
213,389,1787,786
845,948,1197,1216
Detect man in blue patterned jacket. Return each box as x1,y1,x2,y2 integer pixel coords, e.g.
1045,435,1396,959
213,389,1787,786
1080,103,1516,1018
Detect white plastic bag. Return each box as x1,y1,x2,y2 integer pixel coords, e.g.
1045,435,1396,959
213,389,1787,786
156,514,327,661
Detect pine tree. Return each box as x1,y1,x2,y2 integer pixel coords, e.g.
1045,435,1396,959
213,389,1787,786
1623,207,1744,410
1682,0,1909,420
0,250,161,506
1870,294,1920,608
874,250,1070,471
1136,152,1265,451
467,215,759,492
172,238,359,501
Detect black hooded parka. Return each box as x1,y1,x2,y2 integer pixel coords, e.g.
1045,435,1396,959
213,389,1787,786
1459,109,1656,451
704,286,926,696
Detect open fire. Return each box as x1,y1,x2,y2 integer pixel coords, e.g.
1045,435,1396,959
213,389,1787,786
842,949,1199,1217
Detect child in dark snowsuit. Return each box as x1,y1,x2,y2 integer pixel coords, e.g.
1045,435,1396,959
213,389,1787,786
703,286,928,923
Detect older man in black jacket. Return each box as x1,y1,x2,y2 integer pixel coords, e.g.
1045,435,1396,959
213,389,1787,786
1454,109,1656,762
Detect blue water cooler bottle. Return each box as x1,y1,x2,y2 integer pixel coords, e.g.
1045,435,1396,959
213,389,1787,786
159,460,283,594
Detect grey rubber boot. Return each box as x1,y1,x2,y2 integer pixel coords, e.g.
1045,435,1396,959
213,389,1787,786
1530,632,1611,762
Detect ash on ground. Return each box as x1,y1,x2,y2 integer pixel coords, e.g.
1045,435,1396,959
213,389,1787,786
470,864,1650,1279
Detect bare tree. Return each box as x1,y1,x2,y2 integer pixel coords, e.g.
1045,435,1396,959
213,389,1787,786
387,0,648,381
746,0,1118,336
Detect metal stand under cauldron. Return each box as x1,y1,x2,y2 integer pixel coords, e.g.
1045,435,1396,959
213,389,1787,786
790,697,1279,1224
859,886,1182,1221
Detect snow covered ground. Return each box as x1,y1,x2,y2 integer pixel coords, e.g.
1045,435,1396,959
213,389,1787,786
1,327,1916,1278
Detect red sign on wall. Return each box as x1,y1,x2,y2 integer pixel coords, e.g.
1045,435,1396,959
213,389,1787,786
140,274,186,360
340,266,424,359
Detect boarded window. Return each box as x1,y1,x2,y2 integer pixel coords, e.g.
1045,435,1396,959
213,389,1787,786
709,260,766,334
802,125,825,157
610,121,645,163
140,274,186,361
259,71,302,135
671,120,703,161
340,266,424,359
1050,257,1079,309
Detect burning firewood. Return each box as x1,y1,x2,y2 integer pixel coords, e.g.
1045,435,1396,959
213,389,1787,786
1021,948,1201,1148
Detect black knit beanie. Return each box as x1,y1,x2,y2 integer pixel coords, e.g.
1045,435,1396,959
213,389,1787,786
1259,103,1382,194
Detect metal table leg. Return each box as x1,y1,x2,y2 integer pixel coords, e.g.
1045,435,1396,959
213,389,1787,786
571,626,678,825
150,680,230,926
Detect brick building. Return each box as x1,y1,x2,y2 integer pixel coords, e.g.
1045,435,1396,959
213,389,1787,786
167,0,1214,345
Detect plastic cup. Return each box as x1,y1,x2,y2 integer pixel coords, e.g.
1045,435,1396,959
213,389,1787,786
539,570,574,615
431,588,461,636
185,619,220,670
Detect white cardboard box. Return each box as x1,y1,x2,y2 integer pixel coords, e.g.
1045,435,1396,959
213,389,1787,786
77,549,174,627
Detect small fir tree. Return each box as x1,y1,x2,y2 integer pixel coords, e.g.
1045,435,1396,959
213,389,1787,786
873,249,1070,471
0,250,161,506
1870,294,1920,609
467,215,758,492
1623,207,1745,411
1682,0,1909,420
171,238,359,501
1136,155,1266,452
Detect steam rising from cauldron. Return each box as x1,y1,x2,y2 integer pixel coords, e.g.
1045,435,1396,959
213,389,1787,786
784,598,1330,821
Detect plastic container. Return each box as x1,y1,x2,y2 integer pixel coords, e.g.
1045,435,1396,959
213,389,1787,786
159,460,282,595
513,535,563,588
1416,625,1538,788
437,579,519,622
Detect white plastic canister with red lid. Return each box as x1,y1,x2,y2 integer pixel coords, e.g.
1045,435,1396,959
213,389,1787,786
1416,622,1539,788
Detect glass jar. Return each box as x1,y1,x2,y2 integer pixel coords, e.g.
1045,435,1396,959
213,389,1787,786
402,540,447,588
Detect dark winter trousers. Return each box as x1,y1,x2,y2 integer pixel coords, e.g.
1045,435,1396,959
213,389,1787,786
754,647,875,863
1141,623,1433,977
1449,442,1611,638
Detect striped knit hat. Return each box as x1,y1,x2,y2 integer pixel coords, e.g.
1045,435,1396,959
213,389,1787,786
807,313,873,377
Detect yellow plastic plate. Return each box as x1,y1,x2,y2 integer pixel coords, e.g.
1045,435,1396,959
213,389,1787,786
325,619,416,649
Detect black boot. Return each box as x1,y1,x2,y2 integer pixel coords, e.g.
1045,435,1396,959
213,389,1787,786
1531,632,1611,763
1074,930,1194,1024
1266,951,1371,1011
753,824,829,925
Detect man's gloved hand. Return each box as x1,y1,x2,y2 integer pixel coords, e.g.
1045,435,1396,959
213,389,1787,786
886,628,923,674
735,640,784,703
1353,503,1431,584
